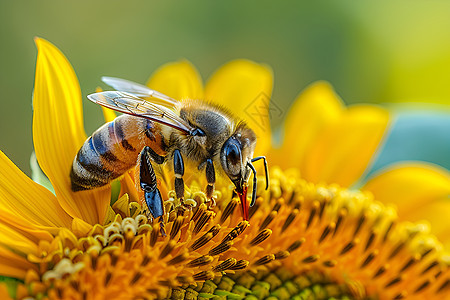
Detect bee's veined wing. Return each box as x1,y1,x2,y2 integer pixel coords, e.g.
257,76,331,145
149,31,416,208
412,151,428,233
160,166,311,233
101,76,178,107
87,91,193,134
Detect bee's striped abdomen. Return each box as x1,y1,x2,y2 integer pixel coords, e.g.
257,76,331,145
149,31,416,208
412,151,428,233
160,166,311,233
71,115,166,191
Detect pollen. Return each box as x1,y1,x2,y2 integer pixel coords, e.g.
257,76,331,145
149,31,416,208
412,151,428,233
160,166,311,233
17,168,450,299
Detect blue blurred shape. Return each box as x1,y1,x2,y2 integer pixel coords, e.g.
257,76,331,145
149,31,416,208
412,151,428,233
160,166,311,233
366,108,450,177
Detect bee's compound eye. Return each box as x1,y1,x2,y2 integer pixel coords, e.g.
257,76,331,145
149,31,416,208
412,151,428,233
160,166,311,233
226,143,240,166
221,138,242,177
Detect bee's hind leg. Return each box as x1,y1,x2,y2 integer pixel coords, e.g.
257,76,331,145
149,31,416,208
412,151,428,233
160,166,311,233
139,146,166,237
205,159,216,209
174,149,193,216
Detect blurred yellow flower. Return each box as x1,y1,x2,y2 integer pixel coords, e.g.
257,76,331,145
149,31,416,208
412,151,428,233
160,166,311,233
0,38,449,299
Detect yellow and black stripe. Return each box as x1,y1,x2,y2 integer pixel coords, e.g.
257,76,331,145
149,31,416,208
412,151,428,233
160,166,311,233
71,115,166,191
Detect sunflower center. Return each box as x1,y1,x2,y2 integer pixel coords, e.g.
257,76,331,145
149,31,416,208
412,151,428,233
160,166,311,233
19,168,450,299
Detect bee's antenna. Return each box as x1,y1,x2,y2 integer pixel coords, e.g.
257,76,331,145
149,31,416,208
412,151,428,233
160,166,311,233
251,156,269,190
247,162,258,207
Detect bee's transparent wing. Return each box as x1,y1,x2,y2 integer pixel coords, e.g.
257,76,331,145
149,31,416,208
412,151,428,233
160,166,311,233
87,91,193,133
101,76,178,107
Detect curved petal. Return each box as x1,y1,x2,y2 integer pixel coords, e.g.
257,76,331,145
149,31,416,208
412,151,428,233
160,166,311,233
363,163,450,216
33,38,110,225
0,150,72,229
146,60,203,100
71,218,93,238
268,81,344,169
302,105,390,187
0,247,36,278
363,163,450,247
119,170,139,204
204,60,273,155
0,223,38,256
0,210,54,243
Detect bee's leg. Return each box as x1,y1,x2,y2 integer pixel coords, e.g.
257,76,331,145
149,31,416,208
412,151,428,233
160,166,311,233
251,156,269,190
205,159,216,208
146,147,165,165
173,149,185,200
140,146,166,237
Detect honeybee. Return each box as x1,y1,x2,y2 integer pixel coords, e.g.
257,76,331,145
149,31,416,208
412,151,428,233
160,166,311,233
71,77,268,231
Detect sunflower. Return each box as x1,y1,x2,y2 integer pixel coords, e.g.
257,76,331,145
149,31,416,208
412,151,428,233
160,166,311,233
0,38,449,299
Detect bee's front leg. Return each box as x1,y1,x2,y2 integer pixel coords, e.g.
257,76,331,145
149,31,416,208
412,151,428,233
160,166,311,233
205,159,216,209
173,149,186,205
139,146,166,237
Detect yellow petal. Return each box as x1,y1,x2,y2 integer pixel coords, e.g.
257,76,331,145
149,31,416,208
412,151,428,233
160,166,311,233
112,194,130,217
0,222,38,256
269,81,344,169
0,247,36,278
302,105,390,187
205,60,273,155
146,60,203,100
33,38,110,225
119,171,139,204
0,210,53,244
405,201,450,249
71,218,93,238
363,163,450,248
0,150,72,229
364,163,450,217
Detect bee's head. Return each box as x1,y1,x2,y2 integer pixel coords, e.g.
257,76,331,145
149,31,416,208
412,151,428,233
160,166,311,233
220,123,256,193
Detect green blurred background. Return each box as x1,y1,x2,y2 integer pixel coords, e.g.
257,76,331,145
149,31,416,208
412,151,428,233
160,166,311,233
1,1,450,175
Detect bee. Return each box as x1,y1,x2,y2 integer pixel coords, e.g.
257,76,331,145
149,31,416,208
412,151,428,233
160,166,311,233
71,77,268,231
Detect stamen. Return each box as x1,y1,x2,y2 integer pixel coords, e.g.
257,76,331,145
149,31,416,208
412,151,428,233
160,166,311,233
249,229,272,246
360,250,378,268
229,260,249,270
400,255,419,272
421,260,439,275
414,280,430,293
333,208,347,236
323,260,337,268
388,242,406,260
364,231,376,251
220,198,238,224
306,201,319,229
159,240,176,259
319,223,335,243
213,258,237,272
193,210,213,235
259,211,277,231
167,252,189,266
192,271,214,281
287,239,305,253
274,251,290,260
209,240,233,256
191,203,207,222
281,209,298,233
221,221,249,243
353,213,366,237
186,256,214,268
340,239,358,256
169,216,184,239
254,254,275,266
373,265,388,279
385,276,402,288
302,255,319,264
